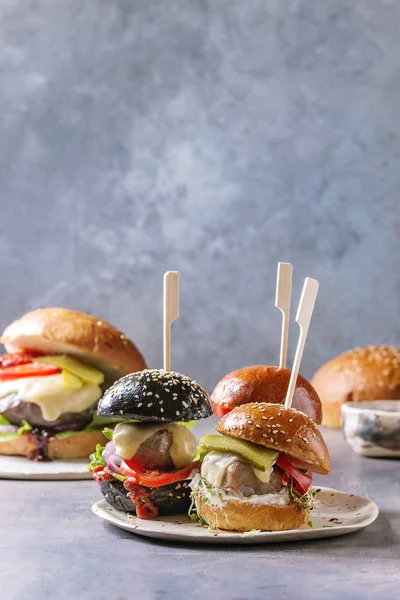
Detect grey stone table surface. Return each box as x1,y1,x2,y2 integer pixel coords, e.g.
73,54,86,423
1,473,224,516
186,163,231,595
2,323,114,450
1,420,399,600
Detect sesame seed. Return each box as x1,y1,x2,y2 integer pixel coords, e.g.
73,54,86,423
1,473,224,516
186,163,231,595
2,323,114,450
176,411,180,416
277,413,281,416
286,439,292,443
288,419,293,423
273,430,278,434
269,417,274,421
159,400,163,404
165,387,170,392
160,408,164,413
137,403,142,407
148,403,153,407
262,434,268,438
269,438,274,443
147,391,153,396
255,424,261,429
155,394,160,398
274,441,279,445
97,321,102,326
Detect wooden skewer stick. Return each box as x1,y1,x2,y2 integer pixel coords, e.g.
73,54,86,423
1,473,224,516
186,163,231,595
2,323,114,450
275,262,293,369
163,271,179,372
285,277,319,409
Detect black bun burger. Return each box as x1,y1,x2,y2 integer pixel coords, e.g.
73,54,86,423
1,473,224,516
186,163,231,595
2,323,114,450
89,368,213,519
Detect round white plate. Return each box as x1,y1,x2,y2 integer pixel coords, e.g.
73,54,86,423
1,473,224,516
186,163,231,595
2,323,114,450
0,455,91,480
92,486,379,544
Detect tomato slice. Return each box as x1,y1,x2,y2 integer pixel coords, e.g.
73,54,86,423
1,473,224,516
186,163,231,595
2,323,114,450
120,461,198,488
0,363,61,381
0,351,44,369
276,455,313,495
213,404,231,418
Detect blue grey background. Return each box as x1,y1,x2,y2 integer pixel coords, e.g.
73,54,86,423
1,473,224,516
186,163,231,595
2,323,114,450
0,0,399,392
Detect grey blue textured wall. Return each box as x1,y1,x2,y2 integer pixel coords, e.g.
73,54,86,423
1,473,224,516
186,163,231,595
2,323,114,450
1,1,399,392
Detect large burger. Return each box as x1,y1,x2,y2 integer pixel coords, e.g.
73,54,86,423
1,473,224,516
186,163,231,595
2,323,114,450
89,368,213,519
211,365,322,423
190,402,330,531
0,308,146,460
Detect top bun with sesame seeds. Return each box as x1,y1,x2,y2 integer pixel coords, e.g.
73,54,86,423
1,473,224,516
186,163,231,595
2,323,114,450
311,345,400,429
1,308,146,379
97,369,213,422
211,365,322,424
217,402,330,475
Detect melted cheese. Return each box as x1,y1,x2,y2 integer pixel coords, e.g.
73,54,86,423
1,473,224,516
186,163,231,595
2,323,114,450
201,451,273,487
201,452,241,488
113,422,197,468
0,374,102,422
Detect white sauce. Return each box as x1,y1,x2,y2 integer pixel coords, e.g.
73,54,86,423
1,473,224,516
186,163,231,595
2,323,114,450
113,422,197,468
199,451,290,507
0,374,102,421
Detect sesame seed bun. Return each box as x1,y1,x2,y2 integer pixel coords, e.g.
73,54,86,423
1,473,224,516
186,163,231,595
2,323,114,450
311,345,400,429
217,402,331,475
98,369,213,422
0,429,106,460
194,491,309,531
1,308,146,379
211,366,322,424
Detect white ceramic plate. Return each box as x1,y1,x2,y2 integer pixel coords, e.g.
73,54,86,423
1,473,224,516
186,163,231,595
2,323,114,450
92,486,379,544
0,455,91,480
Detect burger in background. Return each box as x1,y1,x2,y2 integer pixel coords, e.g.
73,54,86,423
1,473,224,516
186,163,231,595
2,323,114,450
211,365,322,424
311,345,400,428
0,308,146,460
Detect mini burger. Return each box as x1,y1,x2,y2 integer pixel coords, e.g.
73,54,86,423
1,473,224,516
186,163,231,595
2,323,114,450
211,365,322,424
0,308,146,460
190,402,330,531
89,368,213,519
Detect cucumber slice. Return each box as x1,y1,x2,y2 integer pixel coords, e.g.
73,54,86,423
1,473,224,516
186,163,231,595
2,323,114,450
198,434,278,471
36,355,104,385
61,370,83,389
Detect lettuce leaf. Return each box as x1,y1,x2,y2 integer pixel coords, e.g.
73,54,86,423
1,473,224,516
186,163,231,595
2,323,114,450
17,420,32,435
0,415,12,426
87,442,126,482
88,443,106,471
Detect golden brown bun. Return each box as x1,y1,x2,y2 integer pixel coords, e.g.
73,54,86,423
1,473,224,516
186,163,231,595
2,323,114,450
211,366,322,424
0,429,106,459
1,308,146,378
195,492,308,531
217,402,330,475
311,345,400,429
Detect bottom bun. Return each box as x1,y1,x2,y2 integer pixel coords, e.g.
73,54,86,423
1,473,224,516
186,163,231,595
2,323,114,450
194,492,309,531
0,430,106,460
99,478,192,516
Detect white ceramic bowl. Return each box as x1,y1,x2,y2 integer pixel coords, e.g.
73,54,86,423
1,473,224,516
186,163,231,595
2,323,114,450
341,401,400,457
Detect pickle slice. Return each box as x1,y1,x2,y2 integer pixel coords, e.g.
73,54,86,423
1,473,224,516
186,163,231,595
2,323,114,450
62,370,84,390
198,434,278,471
36,355,104,385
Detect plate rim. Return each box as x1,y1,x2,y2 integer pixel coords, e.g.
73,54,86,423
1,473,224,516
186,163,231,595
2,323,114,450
91,486,379,544
0,455,91,480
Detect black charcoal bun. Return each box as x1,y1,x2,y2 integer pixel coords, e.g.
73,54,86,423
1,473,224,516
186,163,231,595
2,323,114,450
97,369,212,422
99,478,191,515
